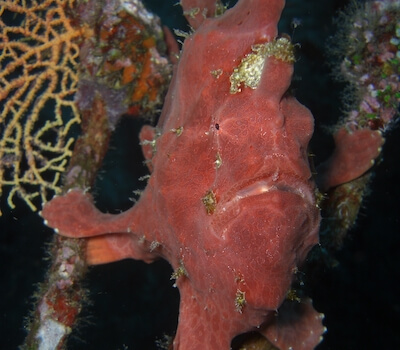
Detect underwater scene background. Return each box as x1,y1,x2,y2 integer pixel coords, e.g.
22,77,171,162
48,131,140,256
1,0,399,349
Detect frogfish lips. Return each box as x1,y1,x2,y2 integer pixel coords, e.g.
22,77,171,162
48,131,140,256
208,174,320,310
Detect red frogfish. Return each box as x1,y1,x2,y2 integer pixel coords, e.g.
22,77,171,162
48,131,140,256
42,0,326,348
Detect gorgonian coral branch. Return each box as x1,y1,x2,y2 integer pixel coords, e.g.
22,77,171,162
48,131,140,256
0,0,81,213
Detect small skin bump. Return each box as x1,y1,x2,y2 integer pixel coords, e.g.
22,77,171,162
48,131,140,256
286,289,301,302
202,190,217,214
210,69,223,78
138,174,151,181
173,29,191,39
183,7,200,19
149,240,161,252
171,261,188,281
214,153,222,169
140,139,156,146
132,189,143,198
314,189,326,209
170,126,184,136
171,264,187,288
234,289,246,313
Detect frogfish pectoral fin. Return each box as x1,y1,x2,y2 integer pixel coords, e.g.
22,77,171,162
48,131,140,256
41,189,134,238
317,128,384,191
260,298,326,350
41,189,153,265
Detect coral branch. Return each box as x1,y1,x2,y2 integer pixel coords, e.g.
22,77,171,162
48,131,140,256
23,82,114,350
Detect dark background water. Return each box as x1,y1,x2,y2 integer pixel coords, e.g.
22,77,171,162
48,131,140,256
1,0,399,349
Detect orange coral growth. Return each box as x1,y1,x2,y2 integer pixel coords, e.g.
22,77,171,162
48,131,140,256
88,7,170,117
0,0,82,213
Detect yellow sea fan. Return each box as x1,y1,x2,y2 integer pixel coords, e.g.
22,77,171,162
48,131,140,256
0,0,81,214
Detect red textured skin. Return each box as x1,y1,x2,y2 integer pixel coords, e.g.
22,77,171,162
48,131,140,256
42,0,324,349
